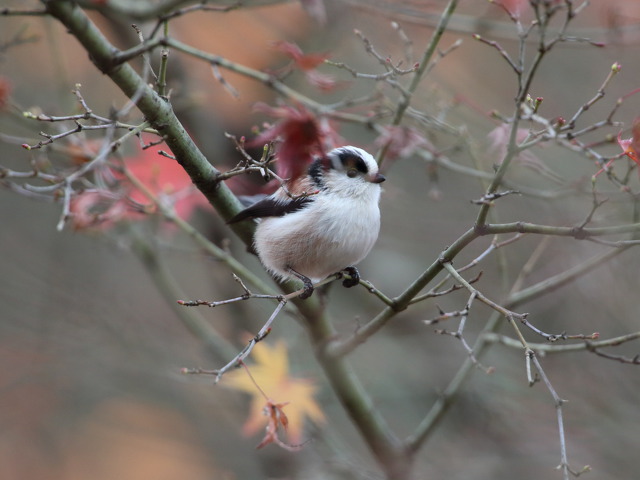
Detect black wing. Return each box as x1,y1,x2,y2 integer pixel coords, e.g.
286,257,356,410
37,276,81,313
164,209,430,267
227,195,313,224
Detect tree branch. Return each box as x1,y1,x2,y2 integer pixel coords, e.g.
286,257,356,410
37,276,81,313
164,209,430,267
42,0,253,244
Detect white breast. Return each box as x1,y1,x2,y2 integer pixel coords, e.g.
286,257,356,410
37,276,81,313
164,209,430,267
254,186,381,282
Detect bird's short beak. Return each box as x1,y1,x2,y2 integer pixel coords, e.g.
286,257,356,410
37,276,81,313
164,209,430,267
369,172,386,184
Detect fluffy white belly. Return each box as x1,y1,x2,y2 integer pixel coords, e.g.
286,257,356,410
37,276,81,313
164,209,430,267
254,198,380,282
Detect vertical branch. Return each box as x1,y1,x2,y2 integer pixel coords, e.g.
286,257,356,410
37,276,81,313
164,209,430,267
476,3,578,228
378,0,459,166
306,311,412,480
529,352,574,480
157,20,170,98
157,49,170,98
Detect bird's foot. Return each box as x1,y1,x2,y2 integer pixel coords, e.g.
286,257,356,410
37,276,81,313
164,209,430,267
287,267,314,299
341,266,360,288
299,277,314,299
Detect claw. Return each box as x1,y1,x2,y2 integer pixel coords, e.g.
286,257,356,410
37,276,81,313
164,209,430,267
287,267,314,299
299,276,314,299
341,266,360,288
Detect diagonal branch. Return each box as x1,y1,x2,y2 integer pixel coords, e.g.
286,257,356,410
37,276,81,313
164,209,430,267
42,0,253,244
405,239,632,454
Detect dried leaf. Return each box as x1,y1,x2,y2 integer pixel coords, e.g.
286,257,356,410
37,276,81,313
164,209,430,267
224,340,324,447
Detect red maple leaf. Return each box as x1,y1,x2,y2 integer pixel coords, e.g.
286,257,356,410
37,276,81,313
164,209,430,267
593,118,640,179
618,117,640,168
69,136,207,230
124,140,208,221
273,41,339,91
251,103,329,181
274,41,329,71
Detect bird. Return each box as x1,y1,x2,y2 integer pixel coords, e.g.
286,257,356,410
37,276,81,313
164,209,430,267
228,146,385,299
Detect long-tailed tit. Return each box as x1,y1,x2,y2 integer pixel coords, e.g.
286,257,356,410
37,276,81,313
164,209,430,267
229,146,385,299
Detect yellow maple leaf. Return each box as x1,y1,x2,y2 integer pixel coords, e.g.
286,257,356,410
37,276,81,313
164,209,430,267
223,340,324,446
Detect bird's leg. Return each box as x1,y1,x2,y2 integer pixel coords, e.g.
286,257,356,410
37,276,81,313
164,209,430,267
341,266,360,288
287,267,314,299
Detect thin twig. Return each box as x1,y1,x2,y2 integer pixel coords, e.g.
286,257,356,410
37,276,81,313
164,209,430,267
147,2,240,39
482,331,640,357
183,299,287,383
472,34,522,74
528,352,593,480
378,0,460,167
563,62,621,130
431,292,494,373
211,63,240,98
0,7,47,16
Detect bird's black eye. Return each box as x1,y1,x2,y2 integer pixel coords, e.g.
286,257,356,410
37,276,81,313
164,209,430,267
347,168,358,178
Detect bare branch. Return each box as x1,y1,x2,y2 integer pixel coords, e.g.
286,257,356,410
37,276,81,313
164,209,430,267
183,299,286,383
472,34,522,74
431,292,494,373
563,62,622,130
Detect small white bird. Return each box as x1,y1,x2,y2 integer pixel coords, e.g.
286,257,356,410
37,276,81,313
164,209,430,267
229,146,385,299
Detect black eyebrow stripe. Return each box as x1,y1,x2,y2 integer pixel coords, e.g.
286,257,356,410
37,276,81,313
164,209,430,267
354,156,368,173
338,151,368,174
227,196,313,223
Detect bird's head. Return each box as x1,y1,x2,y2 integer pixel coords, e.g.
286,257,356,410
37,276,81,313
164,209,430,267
309,146,385,196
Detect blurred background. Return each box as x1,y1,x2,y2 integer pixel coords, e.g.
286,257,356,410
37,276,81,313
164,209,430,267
1,1,640,479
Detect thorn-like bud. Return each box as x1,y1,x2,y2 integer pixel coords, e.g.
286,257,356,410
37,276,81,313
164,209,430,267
472,34,481,40
21,143,31,150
